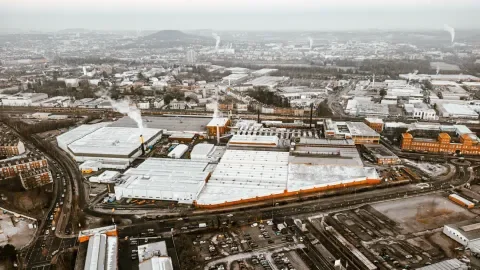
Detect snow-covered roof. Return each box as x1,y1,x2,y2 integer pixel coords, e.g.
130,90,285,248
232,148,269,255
138,241,168,263
196,150,289,205
346,122,379,137
228,135,279,147
207,117,229,127
84,233,118,270
115,158,209,203
167,144,188,158
139,257,173,270
191,143,215,160
67,127,161,158
57,122,111,149
288,165,378,192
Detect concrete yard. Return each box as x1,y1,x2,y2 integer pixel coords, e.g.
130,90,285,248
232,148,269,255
371,194,475,233
402,159,448,177
0,213,36,248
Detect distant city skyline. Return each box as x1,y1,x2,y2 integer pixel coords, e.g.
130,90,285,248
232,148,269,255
1,0,480,31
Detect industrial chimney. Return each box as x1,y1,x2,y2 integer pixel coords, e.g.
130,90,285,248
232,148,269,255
139,135,145,155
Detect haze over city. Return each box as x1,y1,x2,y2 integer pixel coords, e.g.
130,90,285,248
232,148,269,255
2,0,480,31
3,0,480,269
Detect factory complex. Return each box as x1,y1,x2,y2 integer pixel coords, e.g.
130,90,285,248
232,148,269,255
401,124,480,155
55,116,388,208
57,122,162,169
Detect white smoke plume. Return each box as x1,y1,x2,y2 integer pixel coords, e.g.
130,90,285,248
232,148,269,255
436,65,440,75
308,37,313,50
96,90,143,130
212,33,221,50
444,24,455,43
407,70,419,85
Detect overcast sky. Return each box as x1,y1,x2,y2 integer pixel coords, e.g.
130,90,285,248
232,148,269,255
2,0,480,31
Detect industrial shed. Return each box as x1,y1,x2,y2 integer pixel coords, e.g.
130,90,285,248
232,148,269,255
190,143,215,160
114,158,210,203
56,122,110,152
63,126,162,163
84,233,117,270
196,150,289,207
167,144,188,159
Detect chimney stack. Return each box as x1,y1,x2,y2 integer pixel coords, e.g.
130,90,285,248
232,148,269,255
139,135,145,155
309,103,314,128
216,125,220,145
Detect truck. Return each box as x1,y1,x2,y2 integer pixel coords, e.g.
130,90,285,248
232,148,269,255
199,223,207,228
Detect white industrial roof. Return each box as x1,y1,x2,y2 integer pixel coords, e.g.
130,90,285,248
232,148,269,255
365,118,384,124
191,143,215,160
244,76,287,87
138,241,168,263
288,165,375,191
454,125,474,135
115,158,209,203
169,133,195,139
57,122,110,149
207,117,229,127
441,104,478,116
84,234,117,270
68,127,161,157
346,122,379,137
196,150,289,205
89,171,121,183
139,257,173,270
417,259,466,270
228,135,279,146
167,144,188,158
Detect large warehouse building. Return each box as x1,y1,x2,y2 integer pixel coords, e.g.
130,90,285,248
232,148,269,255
114,158,211,203
194,149,380,208
57,123,162,168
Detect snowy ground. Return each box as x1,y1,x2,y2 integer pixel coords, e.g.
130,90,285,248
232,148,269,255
0,214,36,248
402,159,448,177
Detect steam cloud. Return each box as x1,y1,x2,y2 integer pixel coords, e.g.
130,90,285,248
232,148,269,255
212,33,221,50
308,37,313,50
436,65,440,75
444,24,455,43
97,90,144,130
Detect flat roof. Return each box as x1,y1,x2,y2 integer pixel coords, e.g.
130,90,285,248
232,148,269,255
139,257,173,270
57,122,111,147
446,219,480,241
138,241,168,263
115,158,209,202
228,135,279,148
196,150,289,205
109,116,210,134
365,118,384,124
207,117,229,127
364,144,399,159
169,133,195,139
417,259,466,270
191,144,215,160
290,147,363,166
441,104,478,116
297,138,355,146
346,122,379,137
288,165,377,192
68,127,161,157
244,76,287,87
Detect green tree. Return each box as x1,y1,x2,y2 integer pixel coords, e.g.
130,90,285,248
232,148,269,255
379,89,387,97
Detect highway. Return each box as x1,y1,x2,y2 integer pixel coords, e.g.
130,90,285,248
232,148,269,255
1,124,79,269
